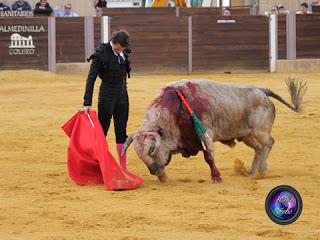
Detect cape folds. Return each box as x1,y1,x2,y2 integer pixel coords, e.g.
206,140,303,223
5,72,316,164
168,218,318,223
62,110,143,191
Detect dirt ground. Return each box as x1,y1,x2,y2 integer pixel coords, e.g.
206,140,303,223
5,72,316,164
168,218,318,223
0,70,319,240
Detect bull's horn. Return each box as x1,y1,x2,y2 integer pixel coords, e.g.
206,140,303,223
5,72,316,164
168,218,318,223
148,132,161,156
121,134,134,156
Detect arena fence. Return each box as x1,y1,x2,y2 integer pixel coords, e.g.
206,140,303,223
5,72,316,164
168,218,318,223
0,17,49,71
192,15,270,72
277,13,320,60
0,16,107,73
1,10,320,73
277,15,287,60
110,15,189,73
101,6,254,17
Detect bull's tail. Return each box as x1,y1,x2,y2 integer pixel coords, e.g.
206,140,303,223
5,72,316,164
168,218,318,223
260,77,307,112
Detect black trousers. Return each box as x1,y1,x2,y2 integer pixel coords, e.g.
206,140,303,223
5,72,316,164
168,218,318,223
97,81,129,144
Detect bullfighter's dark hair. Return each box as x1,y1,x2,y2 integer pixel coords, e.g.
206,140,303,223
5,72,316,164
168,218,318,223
111,30,130,48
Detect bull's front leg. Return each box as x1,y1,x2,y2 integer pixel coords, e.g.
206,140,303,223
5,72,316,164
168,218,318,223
203,134,222,183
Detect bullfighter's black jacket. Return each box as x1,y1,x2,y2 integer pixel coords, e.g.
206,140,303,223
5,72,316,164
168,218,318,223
83,42,131,142
83,42,131,106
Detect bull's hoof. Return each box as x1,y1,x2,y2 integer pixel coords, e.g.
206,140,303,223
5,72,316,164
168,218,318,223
247,168,256,176
212,176,223,183
253,171,267,179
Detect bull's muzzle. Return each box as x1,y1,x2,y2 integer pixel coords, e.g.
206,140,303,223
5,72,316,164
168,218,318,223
148,162,162,175
156,170,167,182
148,163,167,182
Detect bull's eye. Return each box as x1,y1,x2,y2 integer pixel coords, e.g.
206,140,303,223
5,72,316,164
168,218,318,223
149,146,155,156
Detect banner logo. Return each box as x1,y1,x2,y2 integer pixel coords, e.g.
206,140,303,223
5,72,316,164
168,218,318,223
265,185,303,225
9,33,35,55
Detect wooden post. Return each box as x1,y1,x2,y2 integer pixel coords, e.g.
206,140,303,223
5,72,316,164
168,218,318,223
101,16,110,43
269,13,278,72
188,16,192,74
250,4,258,16
48,17,56,73
286,12,296,60
84,16,94,61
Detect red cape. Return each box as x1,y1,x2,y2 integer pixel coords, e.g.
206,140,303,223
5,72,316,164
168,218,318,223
62,110,143,190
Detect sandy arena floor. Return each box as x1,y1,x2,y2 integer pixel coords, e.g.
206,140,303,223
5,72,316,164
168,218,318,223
0,70,319,240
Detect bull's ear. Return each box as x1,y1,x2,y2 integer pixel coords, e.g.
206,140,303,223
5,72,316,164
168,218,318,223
149,143,156,157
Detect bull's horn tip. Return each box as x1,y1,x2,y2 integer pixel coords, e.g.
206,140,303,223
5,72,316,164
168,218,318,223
121,149,126,157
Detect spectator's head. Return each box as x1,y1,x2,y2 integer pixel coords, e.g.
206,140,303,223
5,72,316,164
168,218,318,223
40,0,47,7
64,3,72,14
312,0,320,5
270,6,279,14
18,0,25,4
95,0,107,8
96,7,103,17
277,5,284,14
300,2,309,14
111,30,130,53
223,7,231,16
277,4,289,14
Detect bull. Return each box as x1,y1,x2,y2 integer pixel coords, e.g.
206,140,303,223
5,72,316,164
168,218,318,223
122,79,306,183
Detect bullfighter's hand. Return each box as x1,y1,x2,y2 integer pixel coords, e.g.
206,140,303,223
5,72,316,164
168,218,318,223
80,106,92,113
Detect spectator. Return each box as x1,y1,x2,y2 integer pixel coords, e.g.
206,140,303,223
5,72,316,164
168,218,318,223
296,2,312,14
265,5,290,16
95,7,103,17
311,0,320,6
53,4,62,15
264,6,278,16
223,7,231,16
0,1,10,11
55,3,79,17
277,4,290,14
12,0,32,11
95,0,107,8
34,0,53,15
190,0,202,7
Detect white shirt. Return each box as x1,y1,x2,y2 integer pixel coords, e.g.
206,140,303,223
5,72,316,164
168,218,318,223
296,10,312,14
56,10,79,17
110,41,125,63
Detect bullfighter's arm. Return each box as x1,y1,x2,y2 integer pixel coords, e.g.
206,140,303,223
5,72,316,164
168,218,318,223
83,58,102,106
